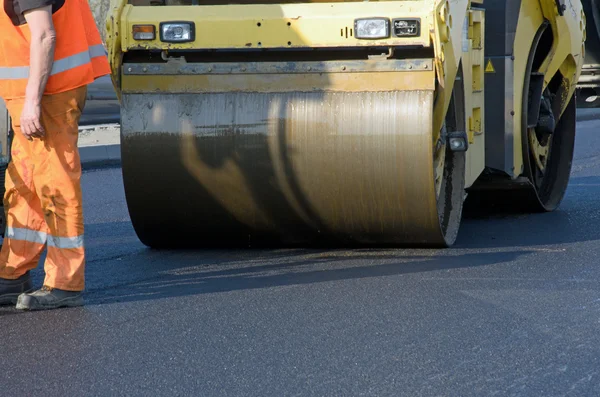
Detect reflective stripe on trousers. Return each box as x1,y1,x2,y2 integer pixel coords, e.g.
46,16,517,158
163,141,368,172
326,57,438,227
6,227,84,249
0,44,107,79
0,86,87,291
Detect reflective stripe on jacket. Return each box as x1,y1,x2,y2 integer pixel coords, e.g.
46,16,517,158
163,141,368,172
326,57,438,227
0,0,110,100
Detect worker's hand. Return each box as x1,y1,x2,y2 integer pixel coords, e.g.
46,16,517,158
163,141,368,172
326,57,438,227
20,100,45,141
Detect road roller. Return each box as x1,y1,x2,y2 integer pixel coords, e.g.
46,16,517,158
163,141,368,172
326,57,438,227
100,0,592,248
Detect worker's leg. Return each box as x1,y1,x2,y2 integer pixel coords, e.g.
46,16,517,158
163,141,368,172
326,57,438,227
0,99,49,304
16,86,88,310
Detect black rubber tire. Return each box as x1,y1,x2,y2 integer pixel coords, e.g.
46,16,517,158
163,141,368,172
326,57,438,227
521,94,576,212
520,38,577,212
464,23,577,216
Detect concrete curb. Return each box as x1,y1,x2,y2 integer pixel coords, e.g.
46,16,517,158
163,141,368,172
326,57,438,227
78,123,121,169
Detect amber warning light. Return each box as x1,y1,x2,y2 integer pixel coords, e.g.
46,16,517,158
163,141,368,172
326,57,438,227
132,25,156,41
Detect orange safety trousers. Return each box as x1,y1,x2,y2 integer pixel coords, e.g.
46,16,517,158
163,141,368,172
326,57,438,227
0,86,87,291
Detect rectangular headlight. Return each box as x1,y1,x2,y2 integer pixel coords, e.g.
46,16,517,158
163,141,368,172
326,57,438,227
393,19,420,37
160,22,195,43
354,18,390,40
132,25,156,41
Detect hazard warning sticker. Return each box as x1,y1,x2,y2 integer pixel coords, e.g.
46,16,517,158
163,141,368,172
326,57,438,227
485,59,495,74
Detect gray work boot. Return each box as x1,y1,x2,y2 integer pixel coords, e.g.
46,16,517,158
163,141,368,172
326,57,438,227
16,286,83,311
0,272,34,305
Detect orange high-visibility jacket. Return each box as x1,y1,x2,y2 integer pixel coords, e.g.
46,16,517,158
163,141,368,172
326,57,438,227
0,0,111,100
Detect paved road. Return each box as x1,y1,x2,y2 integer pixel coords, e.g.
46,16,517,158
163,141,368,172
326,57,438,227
80,76,120,126
80,99,120,126
1,119,600,396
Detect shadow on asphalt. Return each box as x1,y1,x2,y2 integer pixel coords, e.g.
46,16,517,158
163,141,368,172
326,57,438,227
78,174,598,306
1,175,599,311
0,308,22,316
77,248,529,307
457,175,600,248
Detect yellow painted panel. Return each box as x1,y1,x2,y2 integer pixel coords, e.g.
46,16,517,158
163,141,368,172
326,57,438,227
464,9,485,189
472,107,481,134
120,2,433,50
510,0,585,177
472,64,482,91
121,70,436,93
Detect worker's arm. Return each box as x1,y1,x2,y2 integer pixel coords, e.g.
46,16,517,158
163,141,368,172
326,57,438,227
21,4,56,140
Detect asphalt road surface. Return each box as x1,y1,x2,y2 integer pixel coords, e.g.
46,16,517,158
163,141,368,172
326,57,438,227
2,118,600,396
80,76,120,126
79,99,120,126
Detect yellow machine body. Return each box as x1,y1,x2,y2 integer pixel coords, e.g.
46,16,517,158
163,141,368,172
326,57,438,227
508,0,585,177
105,0,586,248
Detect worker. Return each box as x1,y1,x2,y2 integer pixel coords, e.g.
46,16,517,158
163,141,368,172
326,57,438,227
0,0,110,310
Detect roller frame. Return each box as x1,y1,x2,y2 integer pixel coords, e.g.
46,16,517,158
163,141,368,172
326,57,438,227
117,62,467,247
480,0,585,178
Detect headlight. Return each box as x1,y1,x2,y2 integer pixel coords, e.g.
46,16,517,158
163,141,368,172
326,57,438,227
160,22,195,43
392,19,420,37
354,18,390,40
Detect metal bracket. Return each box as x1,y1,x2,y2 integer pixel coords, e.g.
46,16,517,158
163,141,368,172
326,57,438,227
448,131,469,152
367,47,395,60
161,51,187,64
123,59,434,75
555,0,566,16
527,72,545,128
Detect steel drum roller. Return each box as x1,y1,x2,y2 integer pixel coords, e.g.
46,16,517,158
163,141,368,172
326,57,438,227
120,89,464,248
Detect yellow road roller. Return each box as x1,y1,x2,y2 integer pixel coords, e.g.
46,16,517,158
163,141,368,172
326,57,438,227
105,0,589,248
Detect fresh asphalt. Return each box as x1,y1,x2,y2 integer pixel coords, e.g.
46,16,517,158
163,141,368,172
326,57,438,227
1,114,600,396
80,76,120,126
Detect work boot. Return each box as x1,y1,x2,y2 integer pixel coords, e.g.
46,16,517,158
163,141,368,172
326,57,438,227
0,272,33,305
16,286,83,311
